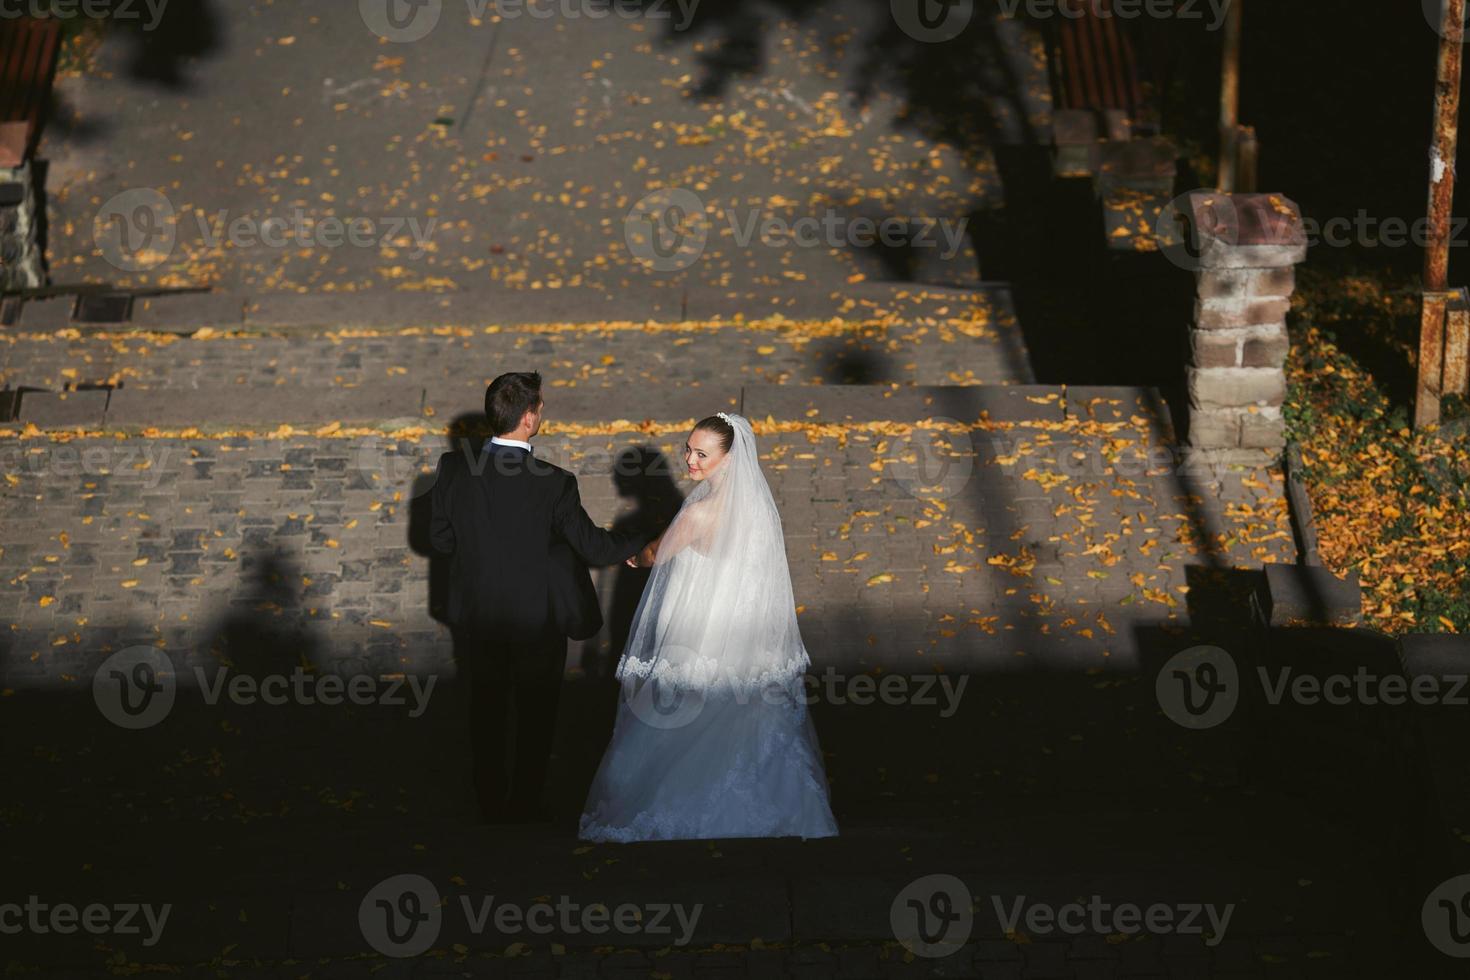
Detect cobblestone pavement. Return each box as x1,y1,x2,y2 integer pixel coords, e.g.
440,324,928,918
44,1,1047,296
0,397,1292,675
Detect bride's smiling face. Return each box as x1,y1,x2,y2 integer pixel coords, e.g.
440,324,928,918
684,428,729,481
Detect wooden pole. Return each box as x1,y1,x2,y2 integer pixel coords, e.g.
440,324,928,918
1218,0,1242,192
1416,0,1467,427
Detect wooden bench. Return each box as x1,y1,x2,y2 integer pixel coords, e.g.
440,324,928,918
0,16,62,167
1044,0,1164,177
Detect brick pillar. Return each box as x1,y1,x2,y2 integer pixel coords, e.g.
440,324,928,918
0,162,45,291
1182,192,1307,456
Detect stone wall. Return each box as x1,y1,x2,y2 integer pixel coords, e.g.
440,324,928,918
0,161,45,291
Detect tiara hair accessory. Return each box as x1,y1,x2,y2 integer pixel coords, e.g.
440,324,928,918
717,412,733,424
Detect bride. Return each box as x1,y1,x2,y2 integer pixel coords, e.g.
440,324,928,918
578,412,839,842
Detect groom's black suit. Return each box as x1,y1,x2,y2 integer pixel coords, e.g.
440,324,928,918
429,441,649,819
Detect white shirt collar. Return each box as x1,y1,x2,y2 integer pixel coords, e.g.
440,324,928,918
490,436,533,452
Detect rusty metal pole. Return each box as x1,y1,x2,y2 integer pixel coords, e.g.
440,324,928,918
1218,0,1242,192
1416,0,1467,428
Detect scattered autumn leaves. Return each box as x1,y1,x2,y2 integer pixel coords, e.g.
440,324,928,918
1287,267,1470,634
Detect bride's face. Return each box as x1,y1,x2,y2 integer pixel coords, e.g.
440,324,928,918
684,428,729,482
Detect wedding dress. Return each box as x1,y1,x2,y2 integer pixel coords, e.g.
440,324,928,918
578,413,839,842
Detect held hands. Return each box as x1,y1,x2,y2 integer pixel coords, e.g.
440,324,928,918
625,541,659,568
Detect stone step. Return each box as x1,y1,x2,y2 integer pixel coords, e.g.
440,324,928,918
0,292,1031,399
6,383,1174,432
10,281,1018,332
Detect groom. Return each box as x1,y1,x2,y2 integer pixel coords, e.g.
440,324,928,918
429,371,652,823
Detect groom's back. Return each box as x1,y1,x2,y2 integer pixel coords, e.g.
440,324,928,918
429,445,568,638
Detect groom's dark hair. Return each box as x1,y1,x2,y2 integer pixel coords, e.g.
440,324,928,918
486,371,543,435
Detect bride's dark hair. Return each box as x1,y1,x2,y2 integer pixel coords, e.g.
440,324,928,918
693,415,735,453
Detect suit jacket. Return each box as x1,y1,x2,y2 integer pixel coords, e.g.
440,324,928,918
428,444,649,641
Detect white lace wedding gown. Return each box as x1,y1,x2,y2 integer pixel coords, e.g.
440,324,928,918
578,417,839,843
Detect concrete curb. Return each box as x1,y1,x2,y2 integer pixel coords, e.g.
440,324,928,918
1255,563,1363,629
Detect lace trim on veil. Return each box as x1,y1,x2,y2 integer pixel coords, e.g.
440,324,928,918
614,647,811,698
